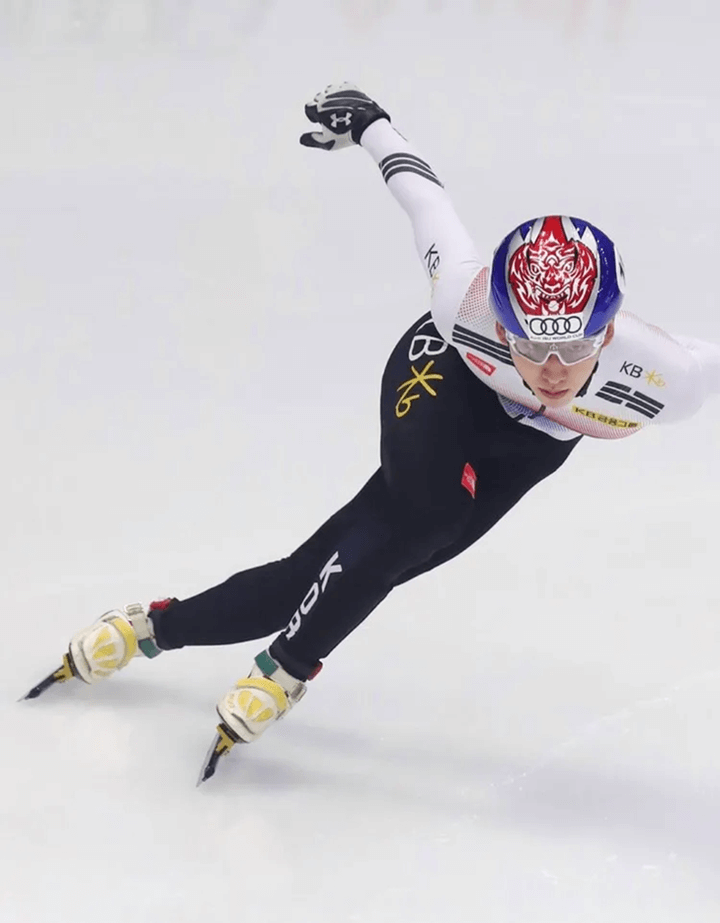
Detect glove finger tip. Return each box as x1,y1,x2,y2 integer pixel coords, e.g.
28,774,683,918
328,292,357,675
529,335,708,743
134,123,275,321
299,132,335,151
299,132,321,148
304,103,320,123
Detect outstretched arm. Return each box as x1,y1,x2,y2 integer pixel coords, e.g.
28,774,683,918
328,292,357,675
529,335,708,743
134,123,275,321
300,83,483,342
620,313,720,423
667,333,720,421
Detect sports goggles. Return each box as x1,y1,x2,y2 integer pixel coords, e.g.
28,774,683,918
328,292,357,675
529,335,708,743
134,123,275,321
505,328,606,366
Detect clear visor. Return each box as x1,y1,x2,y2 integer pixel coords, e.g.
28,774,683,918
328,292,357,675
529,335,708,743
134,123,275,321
505,329,606,366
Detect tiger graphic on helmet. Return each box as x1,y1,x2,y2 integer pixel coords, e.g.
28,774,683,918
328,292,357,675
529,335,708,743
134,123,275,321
490,215,625,342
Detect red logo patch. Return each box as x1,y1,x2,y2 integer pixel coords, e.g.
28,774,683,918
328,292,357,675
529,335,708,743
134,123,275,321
466,353,496,376
461,462,477,499
508,216,597,317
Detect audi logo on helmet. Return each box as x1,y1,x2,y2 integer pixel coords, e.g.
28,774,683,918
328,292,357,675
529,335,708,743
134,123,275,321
527,316,583,338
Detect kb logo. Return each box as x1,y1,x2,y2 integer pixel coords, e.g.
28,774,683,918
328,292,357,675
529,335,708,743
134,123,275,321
528,316,583,337
330,112,352,129
620,361,666,387
409,318,448,361
620,361,642,379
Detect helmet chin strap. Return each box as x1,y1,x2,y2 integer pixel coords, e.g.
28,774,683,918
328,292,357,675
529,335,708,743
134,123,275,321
577,359,600,398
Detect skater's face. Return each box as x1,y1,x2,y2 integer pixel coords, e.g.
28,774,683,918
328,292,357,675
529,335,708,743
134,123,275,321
496,322,615,408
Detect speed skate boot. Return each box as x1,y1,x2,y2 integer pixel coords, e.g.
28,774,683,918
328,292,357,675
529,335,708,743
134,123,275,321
197,649,319,784
21,599,174,699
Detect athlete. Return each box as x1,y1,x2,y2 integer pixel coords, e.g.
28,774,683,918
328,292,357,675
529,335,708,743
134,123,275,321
24,84,720,782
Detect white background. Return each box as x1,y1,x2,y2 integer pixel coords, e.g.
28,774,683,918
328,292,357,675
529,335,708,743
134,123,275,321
2,1,719,921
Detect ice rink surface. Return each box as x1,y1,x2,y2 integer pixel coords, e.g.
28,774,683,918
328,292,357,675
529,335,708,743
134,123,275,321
2,1,720,920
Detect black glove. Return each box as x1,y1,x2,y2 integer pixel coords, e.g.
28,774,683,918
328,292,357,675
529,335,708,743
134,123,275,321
300,82,390,151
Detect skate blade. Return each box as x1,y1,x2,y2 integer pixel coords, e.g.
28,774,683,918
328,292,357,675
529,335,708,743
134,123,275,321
19,653,77,701
196,723,242,787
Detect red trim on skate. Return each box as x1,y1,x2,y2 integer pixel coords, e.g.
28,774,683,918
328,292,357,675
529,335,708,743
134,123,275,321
307,662,323,681
149,598,176,612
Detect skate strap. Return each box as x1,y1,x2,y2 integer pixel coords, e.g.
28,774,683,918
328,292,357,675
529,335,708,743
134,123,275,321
138,638,162,659
107,617,139,669
254,650,279,676
127,602,164,659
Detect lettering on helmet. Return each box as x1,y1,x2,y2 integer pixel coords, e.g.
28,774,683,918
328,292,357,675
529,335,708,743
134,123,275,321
508,216,598,318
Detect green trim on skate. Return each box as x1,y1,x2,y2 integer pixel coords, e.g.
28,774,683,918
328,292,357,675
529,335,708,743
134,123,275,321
254,650,278,676
138,638,162,659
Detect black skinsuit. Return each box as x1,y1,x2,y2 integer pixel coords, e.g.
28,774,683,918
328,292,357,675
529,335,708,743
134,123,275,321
151,314,581,680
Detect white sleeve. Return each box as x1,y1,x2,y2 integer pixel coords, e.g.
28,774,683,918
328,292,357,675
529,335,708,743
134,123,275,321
359,119,483,343
664,333,720,421
628,313,720,423
672,335,720,395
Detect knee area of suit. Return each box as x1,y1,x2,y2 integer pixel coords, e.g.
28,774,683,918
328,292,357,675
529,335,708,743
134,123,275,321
403,504,473,550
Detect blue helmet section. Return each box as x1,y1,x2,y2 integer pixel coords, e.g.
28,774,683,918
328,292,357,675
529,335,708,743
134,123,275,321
489,216,625,340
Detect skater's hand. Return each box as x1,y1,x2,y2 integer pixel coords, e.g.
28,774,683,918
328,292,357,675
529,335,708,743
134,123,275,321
299,82,390,151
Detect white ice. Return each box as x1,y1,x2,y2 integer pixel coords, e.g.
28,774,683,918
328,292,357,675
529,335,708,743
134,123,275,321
2,1,720,921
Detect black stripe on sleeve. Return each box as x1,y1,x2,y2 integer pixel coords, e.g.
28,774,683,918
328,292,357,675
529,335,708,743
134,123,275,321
379,152,435,173
383,164,444,187
452,325,514,365
379,153,443,188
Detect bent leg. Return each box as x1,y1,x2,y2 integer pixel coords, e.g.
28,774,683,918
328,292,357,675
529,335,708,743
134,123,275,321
153,314,580,679
152,315,482,673
152,470,390,651
270,314,582,673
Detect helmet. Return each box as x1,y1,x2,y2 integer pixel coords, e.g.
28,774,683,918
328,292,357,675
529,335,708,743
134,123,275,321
489,215,625,342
